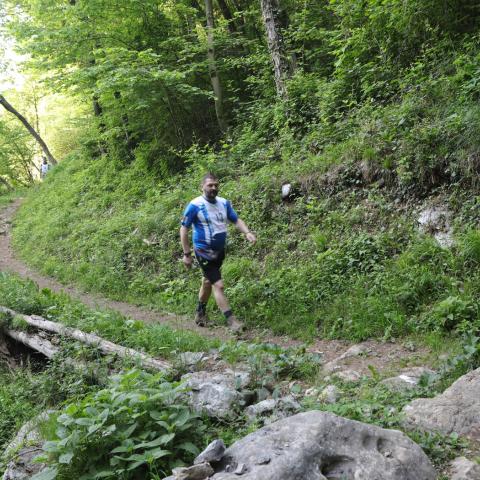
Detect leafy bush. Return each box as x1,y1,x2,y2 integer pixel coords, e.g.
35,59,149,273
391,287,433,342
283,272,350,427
35,370,205,480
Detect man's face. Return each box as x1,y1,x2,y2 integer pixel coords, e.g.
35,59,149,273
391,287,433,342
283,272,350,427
202,178,219,200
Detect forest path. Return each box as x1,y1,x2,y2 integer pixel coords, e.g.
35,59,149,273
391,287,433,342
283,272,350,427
0,199,429,371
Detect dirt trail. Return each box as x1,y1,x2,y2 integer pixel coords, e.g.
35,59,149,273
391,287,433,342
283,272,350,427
0,199,428,370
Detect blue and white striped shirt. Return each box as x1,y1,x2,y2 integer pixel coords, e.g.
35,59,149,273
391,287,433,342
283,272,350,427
181,196,238,256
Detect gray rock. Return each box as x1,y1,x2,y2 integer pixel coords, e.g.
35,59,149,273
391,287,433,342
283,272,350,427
172,462,214,480
255,387,271,402
381,367,435,393
449,457,480,480
333,369,362,383
182,370,251,418
318,385,340,404
418,205,454,248
2,411,54,480
2,447,46,480
403,367,480,440
245,396,301,424
178,352,207,371
234,463,247,475
245,399,277,420
211,411,436,480
323,344,370,373
194,439,226,464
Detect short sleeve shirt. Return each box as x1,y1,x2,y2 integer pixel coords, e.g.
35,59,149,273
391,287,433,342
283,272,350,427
181,196,238,252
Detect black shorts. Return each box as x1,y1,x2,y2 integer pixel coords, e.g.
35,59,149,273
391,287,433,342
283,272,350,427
195,249,225,284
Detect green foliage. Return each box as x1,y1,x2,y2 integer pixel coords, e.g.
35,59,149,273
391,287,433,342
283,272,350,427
0,271,217,358
0,116,35,188
0,367,43,450
220,342,321,390
5,0,480,345
35,370,205,480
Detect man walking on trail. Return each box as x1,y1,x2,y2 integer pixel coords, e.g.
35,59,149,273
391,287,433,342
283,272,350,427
40,157,50,179
180,173,256,332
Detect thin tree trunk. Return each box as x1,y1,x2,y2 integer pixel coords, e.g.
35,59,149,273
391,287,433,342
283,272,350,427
0,177,12,191
260,0,290,98
205,0,228,132
216,0,237,33
0,95,58,165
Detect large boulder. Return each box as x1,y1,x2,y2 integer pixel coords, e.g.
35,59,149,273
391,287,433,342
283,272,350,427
211,411,436,480
403,367,480,440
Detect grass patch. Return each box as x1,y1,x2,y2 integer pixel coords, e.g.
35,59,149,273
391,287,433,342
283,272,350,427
0,272,217,359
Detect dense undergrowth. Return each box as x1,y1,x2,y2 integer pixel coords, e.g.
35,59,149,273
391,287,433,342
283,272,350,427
0,271,476,479
8,2,480,345
11,137,480,343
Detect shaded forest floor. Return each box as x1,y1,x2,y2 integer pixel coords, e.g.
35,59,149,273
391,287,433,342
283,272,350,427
0,199,435,376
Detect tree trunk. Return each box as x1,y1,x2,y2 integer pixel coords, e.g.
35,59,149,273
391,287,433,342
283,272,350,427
0,177,12,191
5,330,60,359
205,0,228,132
260,0,290,98
0,95,58,165
216,0,237,33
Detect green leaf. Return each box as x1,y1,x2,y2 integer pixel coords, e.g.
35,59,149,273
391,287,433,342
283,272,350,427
30,467,58,480
126,460,146,471
172,409,191,427
149,410,164,421
75,417,94,426
94,471,116,478
111,445,131,454
147,447,170,460
177,442,199,455
58,452,74,464
134,433,175,449
120,422,137,438
42,441,59,453
57,414,74,426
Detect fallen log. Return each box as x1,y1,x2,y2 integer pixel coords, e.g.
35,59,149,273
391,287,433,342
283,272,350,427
5,329,59,359
0,306,171,372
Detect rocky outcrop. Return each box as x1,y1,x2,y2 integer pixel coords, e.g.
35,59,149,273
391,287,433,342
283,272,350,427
211,411,436,480
403,367,480,440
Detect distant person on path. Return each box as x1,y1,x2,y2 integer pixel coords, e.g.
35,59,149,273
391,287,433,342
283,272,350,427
40,157,50,179
180,173,256,332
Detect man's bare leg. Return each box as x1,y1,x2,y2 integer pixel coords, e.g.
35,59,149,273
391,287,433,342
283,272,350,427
195,278,212,326
199,277,212,303
212,280,244,332
212,279,230,312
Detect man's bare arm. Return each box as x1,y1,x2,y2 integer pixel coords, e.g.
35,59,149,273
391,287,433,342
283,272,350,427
180,226,193,268
235,219,256,244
